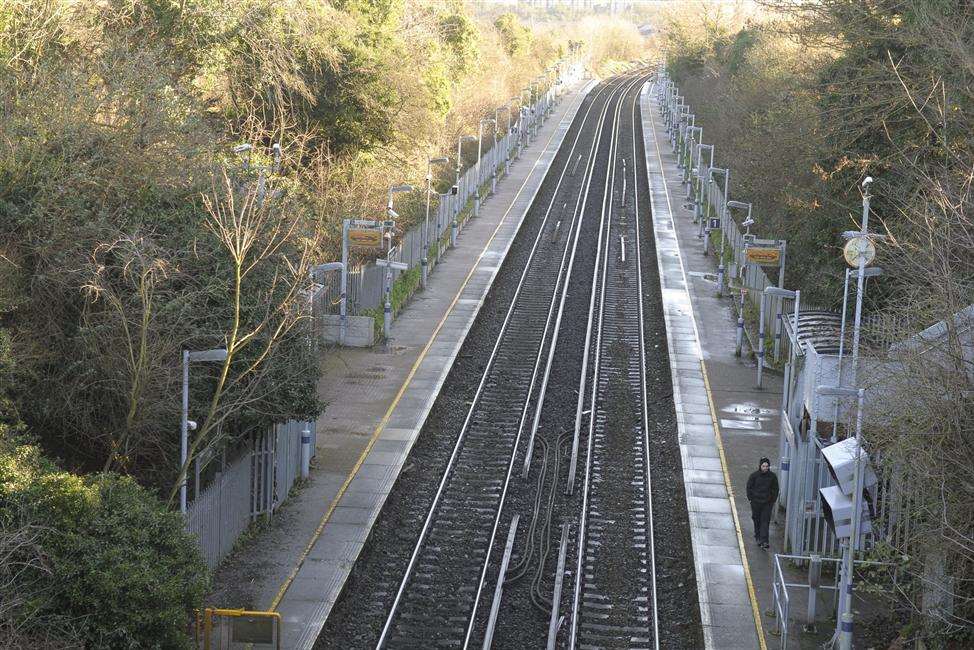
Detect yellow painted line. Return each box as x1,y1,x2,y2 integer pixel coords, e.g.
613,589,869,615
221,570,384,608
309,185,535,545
642,82,766,649
267,88,584,613
700,359,768,649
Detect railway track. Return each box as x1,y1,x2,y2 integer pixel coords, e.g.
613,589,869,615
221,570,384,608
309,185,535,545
377,75,637,649
318,71,701,650
568,74,659,650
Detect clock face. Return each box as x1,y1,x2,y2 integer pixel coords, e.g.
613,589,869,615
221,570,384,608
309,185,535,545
843,236,876,267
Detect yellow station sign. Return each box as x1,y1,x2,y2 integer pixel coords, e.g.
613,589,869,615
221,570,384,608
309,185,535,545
745,246,781,266
348,228,382,248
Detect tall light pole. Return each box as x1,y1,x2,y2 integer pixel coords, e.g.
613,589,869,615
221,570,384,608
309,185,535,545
816,385,867,650
455,135,477,247
496,104,513,176
180,347,228,514
684,125,702,196
722,199,751,299
831,266,882,440
509,97,522,160
521,88,534,143
384,184,414,339
694,143,715,233
730,203,754,356
848,177,878,380
705,167,728,257
422,156,450,289
475,117,495,217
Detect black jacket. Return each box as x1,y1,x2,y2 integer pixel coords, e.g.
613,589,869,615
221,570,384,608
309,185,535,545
746,469,779,504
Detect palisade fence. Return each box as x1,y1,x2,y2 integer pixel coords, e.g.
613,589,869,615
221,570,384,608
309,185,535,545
185,420,315,569
315,91,559,317
656,69,797,364
183,64,583,568
658,67,928,565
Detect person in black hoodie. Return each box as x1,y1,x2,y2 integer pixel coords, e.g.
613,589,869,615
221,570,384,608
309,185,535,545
746,457,778,549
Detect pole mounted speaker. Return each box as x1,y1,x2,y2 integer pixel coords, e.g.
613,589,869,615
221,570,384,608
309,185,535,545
819,437,876,544
821,437,877,495
820,485,872,542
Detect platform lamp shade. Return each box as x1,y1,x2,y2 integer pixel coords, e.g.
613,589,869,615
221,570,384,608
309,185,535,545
819,437,876,548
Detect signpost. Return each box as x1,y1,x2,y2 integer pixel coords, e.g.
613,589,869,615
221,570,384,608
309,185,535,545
339,219,395,345
745,246,781,266
376,255,408,340
743,235,789,362
348,228,382,248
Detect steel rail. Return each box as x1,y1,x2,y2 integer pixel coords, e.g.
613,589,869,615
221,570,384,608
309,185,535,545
465,74,640,647
628,75,661,650
565,72,654,494
471,74,648,649
375,76,627,649
568,72,659,650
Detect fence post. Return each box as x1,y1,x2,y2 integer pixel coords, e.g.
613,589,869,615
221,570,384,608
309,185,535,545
806,554,821,631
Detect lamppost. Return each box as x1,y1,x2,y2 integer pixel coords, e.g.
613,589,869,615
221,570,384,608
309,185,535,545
496,105,513,176
721,199,751,299
383,184,414,339
730,203,754,357
845,177,883,381
694,143,715,233
760,287,800,390
816,385,867,650
705,167,729,257
455,135,477,246
509,97,522,161
422,156,450,289
684,125,702,196
530,82,540,138
475,117,495,217
830,266,883,440
180,347,228,514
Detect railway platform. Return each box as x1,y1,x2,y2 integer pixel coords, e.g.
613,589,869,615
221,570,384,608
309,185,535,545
642,83,787,649
205,77,594,649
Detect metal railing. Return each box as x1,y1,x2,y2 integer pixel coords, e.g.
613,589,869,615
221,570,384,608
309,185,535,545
313,89,564,317
185,420,316,568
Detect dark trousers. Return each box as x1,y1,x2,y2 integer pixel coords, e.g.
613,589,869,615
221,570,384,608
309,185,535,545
750,501,773,544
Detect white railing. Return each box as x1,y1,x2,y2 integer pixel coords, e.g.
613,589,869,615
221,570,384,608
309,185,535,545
185,419,316,568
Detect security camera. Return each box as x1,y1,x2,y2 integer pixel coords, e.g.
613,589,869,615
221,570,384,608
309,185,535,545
233,144,252,154
187,420,198,431
387,208,400,220
862,176,873,187
742,217,755,228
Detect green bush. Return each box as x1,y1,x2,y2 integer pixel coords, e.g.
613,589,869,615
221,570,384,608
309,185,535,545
0,438,208,649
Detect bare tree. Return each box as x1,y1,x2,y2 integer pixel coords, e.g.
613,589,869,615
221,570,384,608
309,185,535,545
167,170,316,506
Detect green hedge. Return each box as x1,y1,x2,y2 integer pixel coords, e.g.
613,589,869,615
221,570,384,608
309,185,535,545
0,438,208,649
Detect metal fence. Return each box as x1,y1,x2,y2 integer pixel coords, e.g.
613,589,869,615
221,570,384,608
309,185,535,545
185,420,316,568
314,94,554,317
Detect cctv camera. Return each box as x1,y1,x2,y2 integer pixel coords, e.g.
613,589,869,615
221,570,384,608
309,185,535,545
187,420,198,431
233,144,252,154
387,208,400,220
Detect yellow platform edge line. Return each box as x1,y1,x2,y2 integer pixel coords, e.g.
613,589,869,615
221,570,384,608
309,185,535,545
701,359,768,650
642,80,767,649
268,90,581,613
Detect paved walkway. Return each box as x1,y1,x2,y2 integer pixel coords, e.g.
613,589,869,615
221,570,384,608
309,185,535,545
233,78,596,649
641,83,789,649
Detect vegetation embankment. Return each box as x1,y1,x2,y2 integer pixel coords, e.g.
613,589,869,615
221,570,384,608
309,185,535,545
0,1,646,645
656,1,973,643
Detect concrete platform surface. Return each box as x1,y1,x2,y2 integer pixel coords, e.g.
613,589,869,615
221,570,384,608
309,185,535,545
641,83,774,649
239,79,596,649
